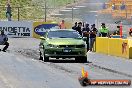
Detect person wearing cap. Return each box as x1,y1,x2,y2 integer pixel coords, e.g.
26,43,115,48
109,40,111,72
99,23,109,37
76,22,83,36
0,31,9,52
59,20,66,29
113,26,120,35
90,24,98,51
6,3,12,21
72,22,78,30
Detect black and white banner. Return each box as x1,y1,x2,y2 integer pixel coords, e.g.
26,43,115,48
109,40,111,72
0,21,32,37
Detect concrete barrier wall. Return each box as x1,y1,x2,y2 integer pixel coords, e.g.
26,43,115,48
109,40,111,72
109,38,129,58
96,37,109,54
96,37,132,59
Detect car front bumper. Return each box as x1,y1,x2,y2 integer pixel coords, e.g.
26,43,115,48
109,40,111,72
44,48,87,58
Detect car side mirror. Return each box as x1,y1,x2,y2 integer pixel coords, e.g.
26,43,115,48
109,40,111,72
40,37,46,40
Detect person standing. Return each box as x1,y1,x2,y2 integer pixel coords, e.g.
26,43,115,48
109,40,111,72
59,20,66,29
6,2,12,21
72,22,78,30
129,27,132,37
82,23,90,36
99,23,109,37
0,31,9,52
113,26,120,35
120,2,126,10
82,23,90,51
112,3,116,10
102,2,107,9
90,24,98,51
76,22,83,36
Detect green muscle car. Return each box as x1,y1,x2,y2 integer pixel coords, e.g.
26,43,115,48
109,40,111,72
39,29,87,62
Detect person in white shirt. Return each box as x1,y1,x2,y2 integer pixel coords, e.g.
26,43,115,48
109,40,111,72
0,31,9,52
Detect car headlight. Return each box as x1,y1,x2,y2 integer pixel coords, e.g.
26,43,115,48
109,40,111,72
76,44,85,48
47,44,59,48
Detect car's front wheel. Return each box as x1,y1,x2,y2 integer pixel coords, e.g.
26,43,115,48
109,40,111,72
75,56,87,63
43,49,49,62
39,50,49,62
44,56,49,62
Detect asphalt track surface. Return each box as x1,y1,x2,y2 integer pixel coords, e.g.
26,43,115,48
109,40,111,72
0,38,131,88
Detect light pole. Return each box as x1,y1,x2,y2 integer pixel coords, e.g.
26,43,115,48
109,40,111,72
72,6,73,22
95,15,98,29
17,7,20,21
125,8,127,19
44,0,47,22
53,0,55,8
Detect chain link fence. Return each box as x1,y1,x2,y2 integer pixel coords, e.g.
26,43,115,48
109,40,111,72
0,0,78,21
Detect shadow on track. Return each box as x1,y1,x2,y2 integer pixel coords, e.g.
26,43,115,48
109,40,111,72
42,59,92,63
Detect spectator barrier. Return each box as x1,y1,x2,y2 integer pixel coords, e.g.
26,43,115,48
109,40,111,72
109,38,129,58
96,37,109,55
96,37,132,59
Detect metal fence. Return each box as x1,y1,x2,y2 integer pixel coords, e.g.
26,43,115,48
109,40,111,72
0,0,78,21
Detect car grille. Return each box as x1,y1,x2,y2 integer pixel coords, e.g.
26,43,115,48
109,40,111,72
59,45,75,48
56,52,79,55
76,45,85,48
59,45,85,48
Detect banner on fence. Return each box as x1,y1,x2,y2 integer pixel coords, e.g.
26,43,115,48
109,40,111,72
0,21,32,37
33,22,58,38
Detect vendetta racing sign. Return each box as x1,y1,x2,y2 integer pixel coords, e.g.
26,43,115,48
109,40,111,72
0,21,32,37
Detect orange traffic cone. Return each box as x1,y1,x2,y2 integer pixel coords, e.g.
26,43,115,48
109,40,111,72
81,67,88,78
85,71,88,78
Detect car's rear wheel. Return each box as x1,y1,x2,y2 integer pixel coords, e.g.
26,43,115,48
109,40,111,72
75,56,87,63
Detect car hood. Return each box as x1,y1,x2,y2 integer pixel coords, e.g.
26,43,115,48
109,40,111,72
46,38,85,45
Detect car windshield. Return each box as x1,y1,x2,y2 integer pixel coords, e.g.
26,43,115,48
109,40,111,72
47,30,81,38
